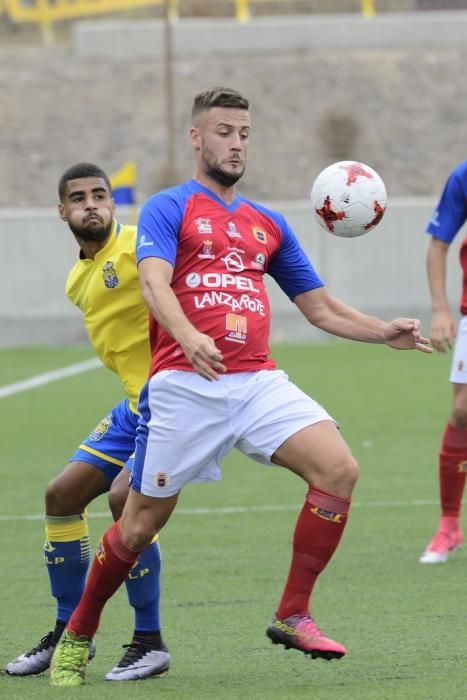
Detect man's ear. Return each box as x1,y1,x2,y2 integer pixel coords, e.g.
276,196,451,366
189,126,201,151
58,203,67,221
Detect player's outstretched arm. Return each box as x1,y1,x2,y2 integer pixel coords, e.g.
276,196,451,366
138,257,226,380
294,287,432,353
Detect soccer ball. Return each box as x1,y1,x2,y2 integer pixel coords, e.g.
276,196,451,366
310,161,387,238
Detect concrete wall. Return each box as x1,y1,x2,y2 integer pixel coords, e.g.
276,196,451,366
0,198,463,347
74,11,467,58
4,10,467,209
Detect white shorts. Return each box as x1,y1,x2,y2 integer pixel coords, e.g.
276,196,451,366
450,316,467,384
132,369,335,498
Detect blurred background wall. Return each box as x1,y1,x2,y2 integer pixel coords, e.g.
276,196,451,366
1,1,465,345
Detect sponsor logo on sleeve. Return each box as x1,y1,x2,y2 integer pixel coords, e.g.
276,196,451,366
138,234,154,248
428,211,440,228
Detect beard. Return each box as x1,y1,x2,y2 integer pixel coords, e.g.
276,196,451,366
69,217,112,243
201,144,245,188
205,163,244,188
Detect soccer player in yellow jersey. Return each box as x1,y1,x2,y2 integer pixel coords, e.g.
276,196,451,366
5,163,170,681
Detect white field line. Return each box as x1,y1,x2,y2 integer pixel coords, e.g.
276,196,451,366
0,499,445,522
0,358,102,399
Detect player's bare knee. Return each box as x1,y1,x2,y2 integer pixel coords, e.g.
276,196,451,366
326,456,359,495
45,477,68,515
121,521,155,552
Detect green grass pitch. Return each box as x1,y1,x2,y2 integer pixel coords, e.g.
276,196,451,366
0,342,465,699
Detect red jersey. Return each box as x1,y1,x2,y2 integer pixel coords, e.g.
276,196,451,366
137,180,323,375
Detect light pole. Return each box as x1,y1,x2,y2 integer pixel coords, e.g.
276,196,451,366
160,0,178,187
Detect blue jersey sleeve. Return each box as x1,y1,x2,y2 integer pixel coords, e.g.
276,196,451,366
136,190,184,266
267,213,324,300
426,163,467,243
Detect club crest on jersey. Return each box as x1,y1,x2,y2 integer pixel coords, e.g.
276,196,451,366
89,416,111,441
225,313,247,343
253,227,267,244
195,218,213,234
155,472,169,488
310,505,343,523
226,221,242,238
198,240,215,259
102,261,119,288
251,252,266,270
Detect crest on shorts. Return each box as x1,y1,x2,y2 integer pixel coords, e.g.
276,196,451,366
102,261,119,288
458,360,464,372
155,472,169,488
90,416,111,441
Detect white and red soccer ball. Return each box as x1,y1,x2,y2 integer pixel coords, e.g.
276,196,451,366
310,161,387,238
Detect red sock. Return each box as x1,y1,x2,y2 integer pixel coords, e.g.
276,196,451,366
439,423,467,518
67,521,141,639
276,487,350,620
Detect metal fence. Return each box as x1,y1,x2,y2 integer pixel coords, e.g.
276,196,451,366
1,1,465,42
1,0,376,39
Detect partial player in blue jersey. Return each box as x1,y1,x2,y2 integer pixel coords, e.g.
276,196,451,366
420,161,467,564
4,163,169,681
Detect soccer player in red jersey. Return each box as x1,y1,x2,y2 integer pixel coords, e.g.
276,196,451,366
420,161,467,564
50,89,431,686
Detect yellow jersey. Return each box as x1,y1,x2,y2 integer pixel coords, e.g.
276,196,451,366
66,220,150,413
